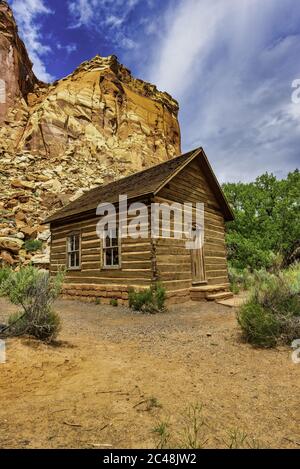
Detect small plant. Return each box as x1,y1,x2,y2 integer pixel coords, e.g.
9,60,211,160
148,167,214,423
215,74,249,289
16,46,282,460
152,421,171,449
146,396,162,411
152,403,207,449
24,239,43,252
129,283,166,313
95,298,101,305
224,429,248,449
178,403,208,449
110,298,118,307
151,403,265,449
1,266,64,342
224,428,264,449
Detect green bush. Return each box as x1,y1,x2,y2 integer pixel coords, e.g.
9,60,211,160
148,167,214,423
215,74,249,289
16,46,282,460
129,283,166,313
1,266,64,342
0,268,11,288
110,299,118,307
237,264,300,347
24,239,43,252
238,301,280,347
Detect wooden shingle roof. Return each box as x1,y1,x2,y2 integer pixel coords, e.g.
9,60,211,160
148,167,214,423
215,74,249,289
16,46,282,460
45,147,234,223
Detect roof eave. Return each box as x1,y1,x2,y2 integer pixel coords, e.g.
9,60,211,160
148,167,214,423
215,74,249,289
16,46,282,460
43,190,154,225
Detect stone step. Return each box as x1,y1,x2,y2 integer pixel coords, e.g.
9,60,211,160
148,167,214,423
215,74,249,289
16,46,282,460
206,291,234,301
190,283,230,293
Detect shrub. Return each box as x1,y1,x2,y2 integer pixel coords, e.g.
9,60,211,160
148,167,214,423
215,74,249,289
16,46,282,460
0,267,11,288
24,239,43,252
237,264,300,347
238,301,280,347
228,265,256,293
1,266,64,342
110,299,118,307
129,283,166,313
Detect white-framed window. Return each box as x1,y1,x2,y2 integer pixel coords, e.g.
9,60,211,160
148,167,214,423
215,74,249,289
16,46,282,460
67,233,81,269
103,228,120,268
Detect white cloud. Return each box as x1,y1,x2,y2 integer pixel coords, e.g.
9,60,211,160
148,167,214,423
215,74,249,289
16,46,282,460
146,0,300,182
68,0,94,28
57,43,78,54
10,0,54,82
68,0,140,50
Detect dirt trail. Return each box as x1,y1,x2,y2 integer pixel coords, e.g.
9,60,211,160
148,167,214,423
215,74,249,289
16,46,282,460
0,298,299,448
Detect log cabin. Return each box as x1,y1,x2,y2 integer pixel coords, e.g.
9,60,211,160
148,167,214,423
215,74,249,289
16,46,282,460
45,147,234,305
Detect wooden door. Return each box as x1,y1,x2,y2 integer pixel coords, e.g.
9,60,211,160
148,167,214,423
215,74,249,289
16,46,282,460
190,224,206,285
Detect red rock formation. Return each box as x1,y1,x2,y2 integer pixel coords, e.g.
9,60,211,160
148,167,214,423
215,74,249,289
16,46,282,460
0,0,39,123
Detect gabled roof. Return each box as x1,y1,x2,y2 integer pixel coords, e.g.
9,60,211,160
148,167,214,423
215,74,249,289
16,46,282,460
45,147,234,224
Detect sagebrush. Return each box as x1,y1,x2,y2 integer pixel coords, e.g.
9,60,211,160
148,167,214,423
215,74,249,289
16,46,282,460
1,266,64,342
237,264,300,347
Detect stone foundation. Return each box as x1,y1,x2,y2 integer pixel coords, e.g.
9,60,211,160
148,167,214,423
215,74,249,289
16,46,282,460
61,284,192,307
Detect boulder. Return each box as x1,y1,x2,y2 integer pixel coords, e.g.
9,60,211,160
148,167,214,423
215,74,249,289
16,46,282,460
0,250,15,265
21,226,38,239
37,229,51,242
11,179,35,190
0,236,24,253
31,252,50,265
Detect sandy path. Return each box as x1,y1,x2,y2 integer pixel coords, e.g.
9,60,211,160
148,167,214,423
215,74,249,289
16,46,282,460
0,298,299,448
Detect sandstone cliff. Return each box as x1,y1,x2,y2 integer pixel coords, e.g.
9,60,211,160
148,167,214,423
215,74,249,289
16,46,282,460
0,1,181,267
0,0,39,123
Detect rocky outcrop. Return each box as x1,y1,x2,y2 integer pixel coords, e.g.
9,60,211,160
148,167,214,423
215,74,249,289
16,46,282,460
0,0,39,123
1,54,181,172
0,1,181,267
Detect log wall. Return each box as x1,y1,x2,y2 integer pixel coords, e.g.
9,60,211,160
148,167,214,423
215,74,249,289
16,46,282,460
50,202,154,304
155,158,229,297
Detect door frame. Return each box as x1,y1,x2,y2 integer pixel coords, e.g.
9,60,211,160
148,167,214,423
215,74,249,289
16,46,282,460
190,223,207,285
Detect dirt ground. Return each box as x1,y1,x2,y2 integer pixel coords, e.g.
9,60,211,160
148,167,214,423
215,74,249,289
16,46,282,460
0,297,299,449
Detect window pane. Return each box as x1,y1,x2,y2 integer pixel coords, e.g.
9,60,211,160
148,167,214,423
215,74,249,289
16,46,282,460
105,249,112,266
112,248,119,266
69,252,74,268
105,234,111,248
75,252,79,267
74,235,80,251
111,235,118,247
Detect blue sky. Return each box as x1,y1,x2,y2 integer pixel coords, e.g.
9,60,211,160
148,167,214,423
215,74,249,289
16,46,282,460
7,0,300,182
